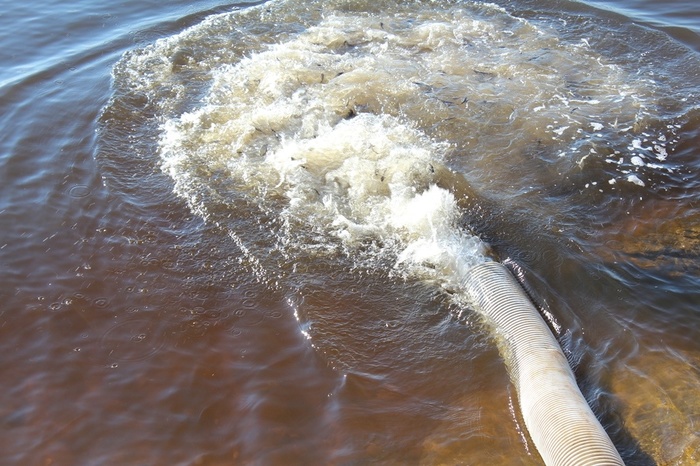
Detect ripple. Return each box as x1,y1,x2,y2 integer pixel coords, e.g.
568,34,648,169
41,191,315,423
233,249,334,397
265,310,283,319
241,298,257,309
100,319,165,362
383,320,403,330
229,308,264,327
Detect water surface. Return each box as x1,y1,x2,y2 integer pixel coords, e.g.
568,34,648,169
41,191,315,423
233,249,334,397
1,0,699,464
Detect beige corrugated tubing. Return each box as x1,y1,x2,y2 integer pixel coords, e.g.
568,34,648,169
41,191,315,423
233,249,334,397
462,261,624,466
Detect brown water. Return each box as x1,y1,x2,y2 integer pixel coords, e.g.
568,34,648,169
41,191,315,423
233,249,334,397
1,0,699,464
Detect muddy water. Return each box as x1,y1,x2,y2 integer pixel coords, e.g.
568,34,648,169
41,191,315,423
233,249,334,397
1,0,699,464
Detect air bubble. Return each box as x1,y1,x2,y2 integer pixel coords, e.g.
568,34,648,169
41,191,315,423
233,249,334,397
68,185,91,198
93,298,109,308
242,299,256,309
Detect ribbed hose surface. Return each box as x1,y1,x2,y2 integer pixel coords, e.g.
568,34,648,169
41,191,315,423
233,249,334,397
462,261,624,466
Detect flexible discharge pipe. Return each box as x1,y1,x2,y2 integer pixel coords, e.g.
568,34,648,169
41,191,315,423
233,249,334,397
461,261,624,466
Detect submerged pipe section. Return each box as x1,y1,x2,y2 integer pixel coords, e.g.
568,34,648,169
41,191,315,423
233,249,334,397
462,261,624,466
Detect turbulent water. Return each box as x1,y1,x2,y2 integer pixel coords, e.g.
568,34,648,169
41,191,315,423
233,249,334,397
107,0,692,300
111,0,681,283
2,0,700,464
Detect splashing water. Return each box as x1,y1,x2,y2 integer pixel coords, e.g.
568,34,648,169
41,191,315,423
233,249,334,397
117,0,674,291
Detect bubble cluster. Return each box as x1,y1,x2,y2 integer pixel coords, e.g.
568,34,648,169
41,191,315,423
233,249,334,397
111,0,687,288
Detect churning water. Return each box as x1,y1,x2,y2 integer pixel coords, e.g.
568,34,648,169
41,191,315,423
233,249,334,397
2,0,700,464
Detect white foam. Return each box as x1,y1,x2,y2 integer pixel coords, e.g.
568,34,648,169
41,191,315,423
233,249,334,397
631,156,645,166
140,0,668,286
627,174,645,187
